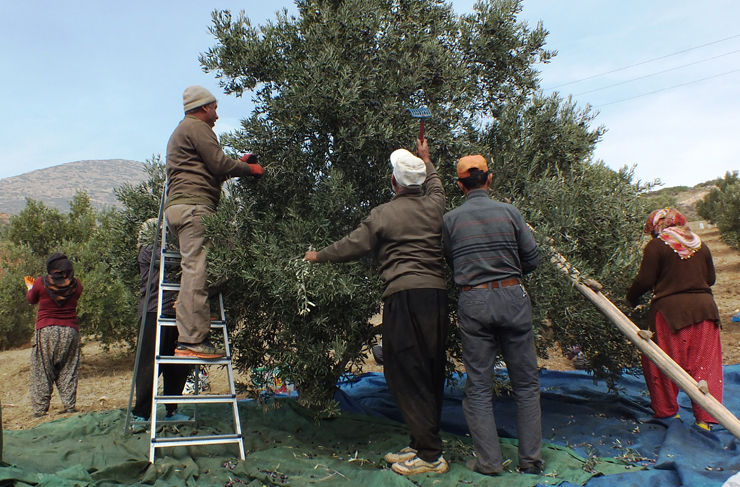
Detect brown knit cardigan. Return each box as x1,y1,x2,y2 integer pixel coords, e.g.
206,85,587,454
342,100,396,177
626,237,720,332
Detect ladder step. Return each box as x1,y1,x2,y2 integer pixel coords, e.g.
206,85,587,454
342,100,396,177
154,394,236,403
157,356,231,365
152,434,242,446
161,283,180,292
162,250,181,259
157,317,227,329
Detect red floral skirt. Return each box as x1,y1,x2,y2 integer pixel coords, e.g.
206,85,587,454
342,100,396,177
642,312,723,423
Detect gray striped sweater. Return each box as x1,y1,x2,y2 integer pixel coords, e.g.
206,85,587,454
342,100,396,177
442,190,538,287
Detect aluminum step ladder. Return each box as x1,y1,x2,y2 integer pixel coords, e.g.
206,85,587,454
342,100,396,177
125,201,245,463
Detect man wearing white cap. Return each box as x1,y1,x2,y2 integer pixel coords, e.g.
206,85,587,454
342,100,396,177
165,85,263,358
304,139,449,476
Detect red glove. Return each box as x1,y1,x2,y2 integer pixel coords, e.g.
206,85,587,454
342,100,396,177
248,163,263,179
240,153,262,179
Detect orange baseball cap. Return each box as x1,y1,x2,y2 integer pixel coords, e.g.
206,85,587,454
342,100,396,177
457,155,488,178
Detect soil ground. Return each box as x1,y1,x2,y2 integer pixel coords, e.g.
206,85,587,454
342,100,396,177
1,221,738,431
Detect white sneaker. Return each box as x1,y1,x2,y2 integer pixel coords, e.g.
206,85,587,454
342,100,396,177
384,446,417,464
392,455,449,475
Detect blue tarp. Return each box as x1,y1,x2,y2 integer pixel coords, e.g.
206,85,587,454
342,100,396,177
336,365,740,487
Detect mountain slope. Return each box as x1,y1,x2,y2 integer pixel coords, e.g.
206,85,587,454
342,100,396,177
0,160,146,214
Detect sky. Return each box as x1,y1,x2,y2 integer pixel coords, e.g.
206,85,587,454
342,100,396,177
1,1,738,188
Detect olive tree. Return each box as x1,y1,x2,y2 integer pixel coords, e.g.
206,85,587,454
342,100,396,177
198,0,651,411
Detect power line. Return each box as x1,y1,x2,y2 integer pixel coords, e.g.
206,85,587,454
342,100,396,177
545,33,740,90
573,49,740,96
596,68,740,107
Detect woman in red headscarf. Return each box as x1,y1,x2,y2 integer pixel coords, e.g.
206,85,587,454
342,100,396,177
25,253,83,418
626,208,722,430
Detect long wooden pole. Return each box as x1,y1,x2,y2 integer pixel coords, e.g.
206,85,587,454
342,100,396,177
547,246,740,440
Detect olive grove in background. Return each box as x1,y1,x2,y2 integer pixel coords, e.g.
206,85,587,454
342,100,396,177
0,192,136,349
697,171,740,250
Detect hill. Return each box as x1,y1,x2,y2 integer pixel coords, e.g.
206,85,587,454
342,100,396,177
0,160,147,214
645,184,715,220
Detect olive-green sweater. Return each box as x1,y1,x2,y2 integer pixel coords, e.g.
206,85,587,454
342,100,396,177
316,161,446,299
165,115,253,210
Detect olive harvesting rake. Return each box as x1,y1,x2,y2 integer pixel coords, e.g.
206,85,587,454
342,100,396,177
407,106,431,140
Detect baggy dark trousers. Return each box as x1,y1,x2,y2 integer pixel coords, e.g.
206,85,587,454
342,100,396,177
133,312,190,419
30,325,80,415
458,285,542,472
382,288,448,462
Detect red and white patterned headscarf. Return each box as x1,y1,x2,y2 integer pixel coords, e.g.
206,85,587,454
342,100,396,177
644,208,701,259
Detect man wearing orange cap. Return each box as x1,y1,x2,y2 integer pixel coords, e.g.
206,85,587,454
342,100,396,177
442,155,543,476
305,139,449,476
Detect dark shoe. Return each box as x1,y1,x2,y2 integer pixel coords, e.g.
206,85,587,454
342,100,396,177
130,414,149,434
465,459,500,476
519,461,544,475
392,455,449,475
65,407,78,414
163,410,191,422
372,345,384,365
32,412,47,418
175,340,225,358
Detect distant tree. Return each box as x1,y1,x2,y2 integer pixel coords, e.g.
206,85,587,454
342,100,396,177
643,186,680,212
198,0,651,412
697,171,740,249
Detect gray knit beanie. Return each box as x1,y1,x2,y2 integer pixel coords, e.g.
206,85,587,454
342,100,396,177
183,85,216,112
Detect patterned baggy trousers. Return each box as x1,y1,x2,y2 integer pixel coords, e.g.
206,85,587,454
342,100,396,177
30,326,80,416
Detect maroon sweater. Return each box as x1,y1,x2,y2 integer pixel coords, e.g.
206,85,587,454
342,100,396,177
626,238,720,331
26,278,83,331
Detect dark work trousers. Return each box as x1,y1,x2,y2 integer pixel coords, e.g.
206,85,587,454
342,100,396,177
132,312,190,419
458,284,542,473
382,288,448,462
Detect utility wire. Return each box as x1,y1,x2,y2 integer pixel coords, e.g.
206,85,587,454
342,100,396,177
596,68,740,107
546,33,740,90
573,49,740,96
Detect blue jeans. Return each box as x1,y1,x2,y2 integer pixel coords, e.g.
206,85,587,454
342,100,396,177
458,284,542,472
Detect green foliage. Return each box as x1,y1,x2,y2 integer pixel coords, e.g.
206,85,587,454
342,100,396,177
697,171,740,249
5,199,71,256
644,192,678,212
0,192,137,350
107,157,168,301
519,164,651,386
0,244,39,349
200,0,650,411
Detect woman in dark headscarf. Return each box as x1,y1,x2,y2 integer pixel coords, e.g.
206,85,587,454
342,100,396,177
626,208,722,430
25,252,83,418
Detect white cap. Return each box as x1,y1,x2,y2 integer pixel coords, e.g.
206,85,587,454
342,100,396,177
390,149,426,188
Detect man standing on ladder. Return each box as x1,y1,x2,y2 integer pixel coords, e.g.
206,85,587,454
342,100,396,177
165,85,263,358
